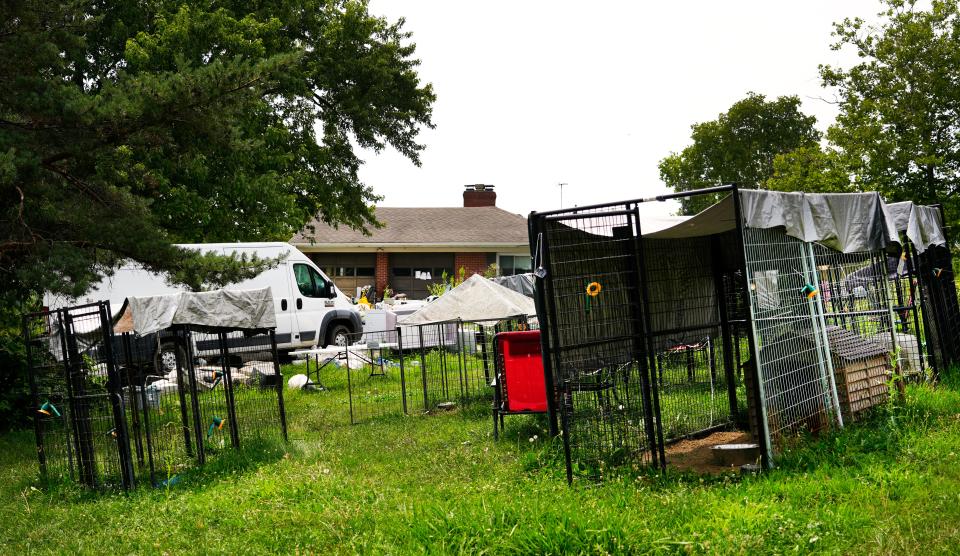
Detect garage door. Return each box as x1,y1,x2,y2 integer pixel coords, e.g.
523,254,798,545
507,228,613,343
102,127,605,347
308,253,376,298
390,253,454,300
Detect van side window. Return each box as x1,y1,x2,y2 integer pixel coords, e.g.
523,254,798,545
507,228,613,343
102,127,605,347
294,263,329,298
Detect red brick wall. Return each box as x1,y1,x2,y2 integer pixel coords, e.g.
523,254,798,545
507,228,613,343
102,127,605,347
463,189,497,207
375,251,390,298
454,252,492,278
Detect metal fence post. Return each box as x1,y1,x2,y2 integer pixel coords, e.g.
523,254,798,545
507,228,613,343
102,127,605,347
98,302,136,490
269,329,289,442
397,327,408,415
183,328,206,465
217,332,241,448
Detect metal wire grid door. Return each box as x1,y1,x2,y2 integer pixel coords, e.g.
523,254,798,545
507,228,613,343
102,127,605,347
742,227,845,459
812,244,898,423
643,233,745,442
24,302,136,489
886,243,931,377
532,206,662,481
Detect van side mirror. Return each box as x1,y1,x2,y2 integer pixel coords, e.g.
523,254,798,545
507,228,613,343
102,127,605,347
324,282,336,298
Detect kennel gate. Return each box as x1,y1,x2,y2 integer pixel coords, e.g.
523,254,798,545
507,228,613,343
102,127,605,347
24,301,289,490
530,203,665,481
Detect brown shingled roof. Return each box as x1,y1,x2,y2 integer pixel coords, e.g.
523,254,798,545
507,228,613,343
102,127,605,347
290,206,529,246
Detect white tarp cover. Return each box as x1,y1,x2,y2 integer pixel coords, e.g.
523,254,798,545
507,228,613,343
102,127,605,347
885,201,947,253
129,287,276,335
399,274,536,325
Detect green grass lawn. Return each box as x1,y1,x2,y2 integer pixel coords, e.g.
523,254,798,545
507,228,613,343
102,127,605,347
2,367,960,554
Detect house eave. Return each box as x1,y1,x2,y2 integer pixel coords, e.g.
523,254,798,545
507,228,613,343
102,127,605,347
290,241,529,254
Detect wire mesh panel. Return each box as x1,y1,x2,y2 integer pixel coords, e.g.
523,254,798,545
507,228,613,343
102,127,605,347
742,227,842,458
812,245,896,422
460,317,533,404
343,328,406,424
116,330,196,486
214,330,288,446
24,309,75,484
24,302,135,489
915,244,960,374
642,234,744,442
532,205,660,480
25,302,288,490
886,246,931,376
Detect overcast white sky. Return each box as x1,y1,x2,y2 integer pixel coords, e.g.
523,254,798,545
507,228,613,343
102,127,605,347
360,1,885,219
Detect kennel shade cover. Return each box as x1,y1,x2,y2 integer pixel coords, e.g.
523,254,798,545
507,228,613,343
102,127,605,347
127,287,277,334
399,274,536,325
885,201,948,253
646,191,947,255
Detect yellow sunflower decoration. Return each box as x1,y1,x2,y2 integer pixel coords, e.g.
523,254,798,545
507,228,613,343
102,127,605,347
585,281,602,311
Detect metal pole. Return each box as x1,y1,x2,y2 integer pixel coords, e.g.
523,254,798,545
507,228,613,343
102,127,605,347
711,237,739,424
269,330,288,442
183,329,205,465
628,207,664,470
733,186,773,469
345,343,355,424
397,327,407,415
217,332,240,448
418,325,428,411
63,311,97,487
529,217,561,436
99,302,136,490
803,243,843,429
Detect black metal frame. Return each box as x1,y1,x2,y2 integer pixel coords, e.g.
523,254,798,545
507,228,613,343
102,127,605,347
24,302,288,491
529,185,771,480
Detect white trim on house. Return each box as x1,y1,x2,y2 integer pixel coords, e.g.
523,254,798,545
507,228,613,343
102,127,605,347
293,242,528,254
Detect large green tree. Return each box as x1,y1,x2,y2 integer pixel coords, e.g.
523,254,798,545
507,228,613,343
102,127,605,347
0,0,435,296
659,93,821,214
821,0,960,229
764,145,855,194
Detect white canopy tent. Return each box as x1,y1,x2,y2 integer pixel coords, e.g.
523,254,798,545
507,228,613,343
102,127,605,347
399,274,536,326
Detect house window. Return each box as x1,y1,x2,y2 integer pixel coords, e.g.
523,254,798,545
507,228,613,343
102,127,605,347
497,255,532,276
393,267,411,277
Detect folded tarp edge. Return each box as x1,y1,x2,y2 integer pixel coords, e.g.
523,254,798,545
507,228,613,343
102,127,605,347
885,201,947,254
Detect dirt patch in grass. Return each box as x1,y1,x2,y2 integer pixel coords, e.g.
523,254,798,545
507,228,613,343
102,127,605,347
664,430,756,475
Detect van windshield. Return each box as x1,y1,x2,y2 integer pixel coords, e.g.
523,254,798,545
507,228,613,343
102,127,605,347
294,263,329,298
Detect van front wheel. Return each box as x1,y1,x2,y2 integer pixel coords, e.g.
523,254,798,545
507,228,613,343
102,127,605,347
326,324,350,348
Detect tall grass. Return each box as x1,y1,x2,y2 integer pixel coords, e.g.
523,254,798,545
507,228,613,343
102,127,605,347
1,366,959,554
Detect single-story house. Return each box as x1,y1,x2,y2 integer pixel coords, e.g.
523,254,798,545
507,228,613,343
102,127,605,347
290,185,531,299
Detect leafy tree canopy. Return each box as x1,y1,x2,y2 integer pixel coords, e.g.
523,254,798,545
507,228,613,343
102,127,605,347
764,145,856,194
658,93,821,214
0,0,435,296
821,0,960,229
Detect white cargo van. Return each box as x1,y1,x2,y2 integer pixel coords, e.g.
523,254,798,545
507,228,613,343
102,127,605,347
45,243,363,363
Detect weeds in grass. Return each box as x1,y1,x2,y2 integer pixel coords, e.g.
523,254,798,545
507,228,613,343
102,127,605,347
0,367,959,553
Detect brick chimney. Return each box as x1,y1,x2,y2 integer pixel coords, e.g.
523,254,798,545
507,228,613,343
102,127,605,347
463,184,496,207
